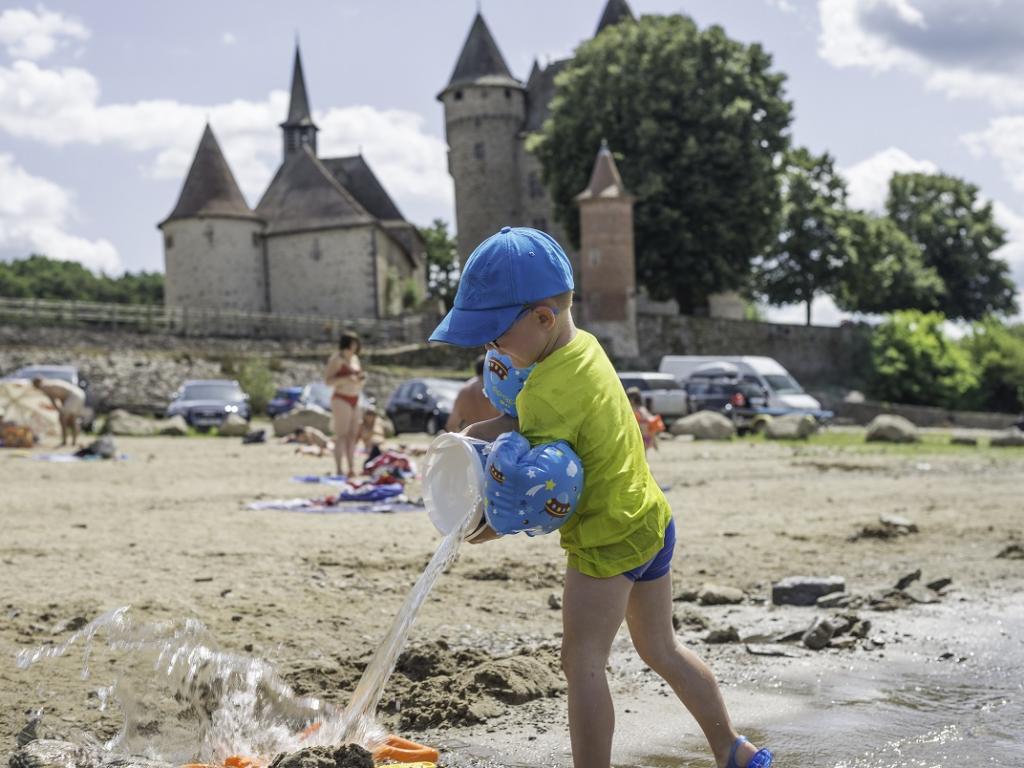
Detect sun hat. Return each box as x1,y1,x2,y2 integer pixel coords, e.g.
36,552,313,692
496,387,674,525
429,226,574,347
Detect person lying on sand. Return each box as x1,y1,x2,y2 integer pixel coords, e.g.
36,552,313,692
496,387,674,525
284,426,333,457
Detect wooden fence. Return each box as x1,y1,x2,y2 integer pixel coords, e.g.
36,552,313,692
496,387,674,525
0,297,436,345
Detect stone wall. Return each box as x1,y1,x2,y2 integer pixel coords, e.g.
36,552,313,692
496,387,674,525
631,313,874,389
0,325,472,416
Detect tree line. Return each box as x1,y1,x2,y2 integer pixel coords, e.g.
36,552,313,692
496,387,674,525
0,255,163,304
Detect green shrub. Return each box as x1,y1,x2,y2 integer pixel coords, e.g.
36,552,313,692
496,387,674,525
960,319,1024,413
869,310,978,408
236,358,275,415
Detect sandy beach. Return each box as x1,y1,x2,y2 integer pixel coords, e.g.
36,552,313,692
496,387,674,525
2,428,1023,766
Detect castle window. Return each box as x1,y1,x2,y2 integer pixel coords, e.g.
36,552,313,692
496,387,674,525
164,233,174,249
528,172,543,199
474,142,485,160
454,90,463,100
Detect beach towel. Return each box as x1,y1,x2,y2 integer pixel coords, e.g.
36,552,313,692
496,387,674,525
246,498,421,514
292,474,349,485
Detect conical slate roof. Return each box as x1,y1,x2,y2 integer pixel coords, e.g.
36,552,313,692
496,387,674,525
161,124,257,224
595,0,635,34
320,155,405,221
576,141,631,201
282,46,317,128
256,147,373,234
444,13,521,91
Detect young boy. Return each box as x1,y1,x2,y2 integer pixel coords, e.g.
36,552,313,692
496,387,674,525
429,227,772,768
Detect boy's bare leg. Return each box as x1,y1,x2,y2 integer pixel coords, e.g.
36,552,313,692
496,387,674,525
561,567,634,768
625,572,759,768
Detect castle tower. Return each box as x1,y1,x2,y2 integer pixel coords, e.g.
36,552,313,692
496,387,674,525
438,13,525,261
595,0,635,34
575,141,638,357
159,124,267,312
281,45,318,160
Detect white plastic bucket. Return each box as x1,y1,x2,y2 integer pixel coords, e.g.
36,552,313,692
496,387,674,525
423,432,488,539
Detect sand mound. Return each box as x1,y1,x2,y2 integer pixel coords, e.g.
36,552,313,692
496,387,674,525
269,745,373,768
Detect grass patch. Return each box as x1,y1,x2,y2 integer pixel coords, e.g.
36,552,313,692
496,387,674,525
745,428,1024,456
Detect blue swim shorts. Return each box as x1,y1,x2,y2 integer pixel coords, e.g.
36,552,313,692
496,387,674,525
622,518,676,582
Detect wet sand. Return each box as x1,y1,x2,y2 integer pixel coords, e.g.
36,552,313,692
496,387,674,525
2,428,1023,765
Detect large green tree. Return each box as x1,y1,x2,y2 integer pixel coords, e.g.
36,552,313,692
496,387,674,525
753,148,850,325
0,254,163,304
886,172,1017,320
418,219,460,310
960,319,1024,413
834,212,945,315
531,14,792,314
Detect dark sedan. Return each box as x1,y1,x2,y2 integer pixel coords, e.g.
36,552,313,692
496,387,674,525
386,378,462,435
166,379,250,429
267,386,303,418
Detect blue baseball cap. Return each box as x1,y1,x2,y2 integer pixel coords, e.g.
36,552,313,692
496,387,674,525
429,226,574,347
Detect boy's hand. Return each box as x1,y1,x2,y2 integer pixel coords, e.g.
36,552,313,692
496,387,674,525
466,523,500,544
460,413,519,442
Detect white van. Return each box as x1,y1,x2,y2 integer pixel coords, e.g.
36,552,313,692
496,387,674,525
659,355,822,411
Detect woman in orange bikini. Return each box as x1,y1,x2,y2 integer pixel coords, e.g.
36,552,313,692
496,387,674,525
324,330,366,477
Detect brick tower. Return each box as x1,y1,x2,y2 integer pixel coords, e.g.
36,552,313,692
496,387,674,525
575,141,638,358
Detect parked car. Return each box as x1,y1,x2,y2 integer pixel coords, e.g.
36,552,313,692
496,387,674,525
3,364,96,429
617,372,689,420
386,378,463,435
660,355,822,411
266,386,303,418
166,379,250,429
686,362,833,433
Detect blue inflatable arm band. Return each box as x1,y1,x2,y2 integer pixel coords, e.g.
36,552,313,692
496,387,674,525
483,431,584,537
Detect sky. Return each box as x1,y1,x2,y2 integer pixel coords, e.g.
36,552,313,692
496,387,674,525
1,0,1023,325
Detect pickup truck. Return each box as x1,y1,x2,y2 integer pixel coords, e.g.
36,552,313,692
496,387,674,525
617,372,689,422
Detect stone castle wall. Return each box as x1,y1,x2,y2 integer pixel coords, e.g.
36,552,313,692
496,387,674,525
163,217,266,312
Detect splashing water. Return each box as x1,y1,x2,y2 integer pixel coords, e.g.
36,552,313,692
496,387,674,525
16,501,480,762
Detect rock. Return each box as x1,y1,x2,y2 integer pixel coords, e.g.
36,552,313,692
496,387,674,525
772,576,845,606
990,429,1024,447
801,617,835,650
879,513,918,533
697,583,744,605
829,636,858,650
103,409,158,437
926,577,952,592
865,415,919,444
547,593,562,610
829,613,859,636
705,625,741,644
673,605,710,631
669,411,735,440
902,584,940,604
816,592,852,609
765,413,818,440
158,414,189,436
745,643,801,658
950,432,978,446
996,543,1024,559
273,406,332,437
894,569,921,590
850,619,872,638
269,745,374,768
673,587,700,603
218,413,249,437
868,589,913,611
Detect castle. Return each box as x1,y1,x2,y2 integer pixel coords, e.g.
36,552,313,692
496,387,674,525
159,49,426,320
439,0,636,273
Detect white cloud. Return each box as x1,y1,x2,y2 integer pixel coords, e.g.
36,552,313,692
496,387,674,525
818,0,1024,107
0,5,88,61
765,0,798,13
760,293,849,326
221,32,237,46
0,59,453,223
962,116,1024,195
0,154,120,273
842,146,938,211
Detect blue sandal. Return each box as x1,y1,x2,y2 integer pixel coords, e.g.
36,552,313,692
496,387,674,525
726,736,773,768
